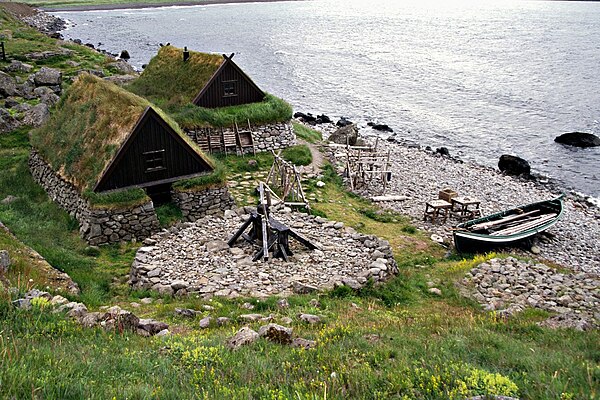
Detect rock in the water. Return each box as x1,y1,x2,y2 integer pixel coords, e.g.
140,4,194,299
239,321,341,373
33,67,62,87
498,154,531,176
119,50,131,60
293,112,316,123
258,323,293,344
436,147,450,157
316,114,331,124
368,123,393,133
0,250,10,273
227,327,259,349
336,117,353,127
554,131,600,148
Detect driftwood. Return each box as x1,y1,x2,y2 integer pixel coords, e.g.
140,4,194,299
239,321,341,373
371,195,410,202
469,210,539,231
490,213,558,236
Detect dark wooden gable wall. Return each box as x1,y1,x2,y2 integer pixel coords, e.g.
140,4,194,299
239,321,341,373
193,55,265,108
94,107,213,192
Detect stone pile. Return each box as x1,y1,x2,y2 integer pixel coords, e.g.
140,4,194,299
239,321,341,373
0,250,10,273
459,257,599,330
129,207,398,298
12,289,169,336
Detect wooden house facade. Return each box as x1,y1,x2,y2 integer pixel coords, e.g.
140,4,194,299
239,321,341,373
193,53,265,108
95,107,213,192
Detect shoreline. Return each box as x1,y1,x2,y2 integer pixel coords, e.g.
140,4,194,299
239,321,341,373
41,0,302,12
310,121,600,275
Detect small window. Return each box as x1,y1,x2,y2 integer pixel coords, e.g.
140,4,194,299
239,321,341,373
223,80,237,97
143,149,166,172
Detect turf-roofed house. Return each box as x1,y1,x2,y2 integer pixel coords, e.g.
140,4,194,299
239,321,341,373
29,74,234,245
127,45,296,154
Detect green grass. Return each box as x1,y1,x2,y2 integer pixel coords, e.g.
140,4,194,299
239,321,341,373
155,202,183,228
169,93,293,129
172,159,226,191
281,145,312,166
293,122,322,144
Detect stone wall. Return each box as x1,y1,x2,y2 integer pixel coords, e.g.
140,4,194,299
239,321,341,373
84,203,160,246
29,150,160,245
186,121,296,154
172,185,235,222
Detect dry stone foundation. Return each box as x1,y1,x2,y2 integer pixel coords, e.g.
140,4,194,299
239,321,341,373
186,121,296,154
172,185,235,222
129,207,398,298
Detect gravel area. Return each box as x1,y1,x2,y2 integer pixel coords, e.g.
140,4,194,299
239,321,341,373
314,121,600,274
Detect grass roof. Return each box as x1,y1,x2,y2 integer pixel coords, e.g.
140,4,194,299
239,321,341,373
127,45,223,107
30,73,209,193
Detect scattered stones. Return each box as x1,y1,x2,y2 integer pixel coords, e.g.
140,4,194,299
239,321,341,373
241,302,255,310
308,298,321,308
299,313,321,324
140,297,153,305
23,103,49,127
428,288,442,296
227,327,259,349
137,319,169,336
258,323,293,344
217,317,231,326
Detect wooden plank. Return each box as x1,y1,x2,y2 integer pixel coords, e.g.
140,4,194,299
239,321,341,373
469,210,539,231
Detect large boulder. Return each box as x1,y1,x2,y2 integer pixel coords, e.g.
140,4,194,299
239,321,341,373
258,323,293,344
33,67,62,87
23,103,50,127
554,132,600,148
227,327,259,349
106,60,137,75
498,154,530,176
0,71,18,98
3,61,34,74
329,123,358,146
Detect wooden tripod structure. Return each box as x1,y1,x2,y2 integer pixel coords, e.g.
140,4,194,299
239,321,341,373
265,151,310,212
228,183,317,261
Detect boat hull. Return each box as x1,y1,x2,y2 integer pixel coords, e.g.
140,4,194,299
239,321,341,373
453,196,564,254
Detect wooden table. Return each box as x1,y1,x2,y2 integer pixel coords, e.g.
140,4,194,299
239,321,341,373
451,196,481,220
424,199,452,224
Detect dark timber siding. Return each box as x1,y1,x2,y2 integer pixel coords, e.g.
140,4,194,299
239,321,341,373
95,109,212,192
194,60,264,108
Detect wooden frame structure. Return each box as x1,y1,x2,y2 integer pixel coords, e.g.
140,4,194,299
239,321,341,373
334,139,392,194
228,183,317,261
194,119,255,155
265,151,310,212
